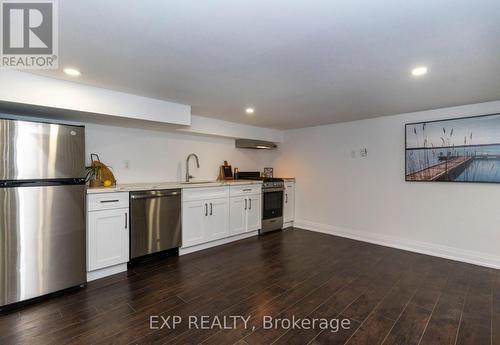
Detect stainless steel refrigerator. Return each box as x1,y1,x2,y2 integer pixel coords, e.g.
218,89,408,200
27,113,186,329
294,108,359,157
0,118,86,308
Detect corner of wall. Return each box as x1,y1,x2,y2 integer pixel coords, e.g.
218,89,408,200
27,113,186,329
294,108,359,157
295,219,500,270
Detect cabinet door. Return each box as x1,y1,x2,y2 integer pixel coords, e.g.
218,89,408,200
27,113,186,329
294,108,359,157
182,200,207,247
283,183,295,223
247,194,262,231
229,196,247,235
207,198,230,240
88,208,129,271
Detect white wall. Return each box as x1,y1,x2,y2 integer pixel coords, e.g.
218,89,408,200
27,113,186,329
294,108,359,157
274,100,500,268
86,123,277,183
0,111,279,183
184,115,283,143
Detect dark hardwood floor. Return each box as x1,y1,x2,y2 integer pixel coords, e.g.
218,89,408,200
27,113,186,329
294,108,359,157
1,228,498,345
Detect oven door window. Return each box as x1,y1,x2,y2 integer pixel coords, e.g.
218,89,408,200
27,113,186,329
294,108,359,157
263,190,283,219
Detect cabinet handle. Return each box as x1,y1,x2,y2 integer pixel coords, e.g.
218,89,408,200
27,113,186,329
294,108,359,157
285,194,288,203
125,213,128,228
100,199,119,203
210,203,213,216
244,199,247,210
205,203,208,216
249,198,252,210
243,188,252,192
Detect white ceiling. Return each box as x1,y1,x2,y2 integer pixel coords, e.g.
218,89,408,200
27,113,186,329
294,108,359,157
33,0,500,129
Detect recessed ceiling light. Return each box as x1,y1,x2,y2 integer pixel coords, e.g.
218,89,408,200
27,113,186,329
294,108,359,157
245,107,255,114
411,66,428,77
63,68,81,76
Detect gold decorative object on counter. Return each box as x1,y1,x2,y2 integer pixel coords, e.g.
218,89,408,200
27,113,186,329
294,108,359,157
85,154,117,188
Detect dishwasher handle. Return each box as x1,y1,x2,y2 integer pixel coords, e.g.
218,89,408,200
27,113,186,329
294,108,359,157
130,190,180,200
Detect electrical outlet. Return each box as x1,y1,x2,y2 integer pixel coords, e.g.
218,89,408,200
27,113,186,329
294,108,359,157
351,150,356,159
360,148,368,158
123,160,130,169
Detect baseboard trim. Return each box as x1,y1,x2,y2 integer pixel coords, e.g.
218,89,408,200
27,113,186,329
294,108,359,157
295,219,500,270
179,230,259,255
87,263,128,282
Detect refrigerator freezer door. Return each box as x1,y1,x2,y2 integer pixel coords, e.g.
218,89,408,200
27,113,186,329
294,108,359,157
0,185,86,307
0,119,85,180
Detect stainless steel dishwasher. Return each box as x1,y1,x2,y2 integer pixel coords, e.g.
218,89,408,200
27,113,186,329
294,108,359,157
129,189,181,259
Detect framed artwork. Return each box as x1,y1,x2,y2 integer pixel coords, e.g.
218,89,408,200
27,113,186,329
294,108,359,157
263,167,274,178
406,113,500,183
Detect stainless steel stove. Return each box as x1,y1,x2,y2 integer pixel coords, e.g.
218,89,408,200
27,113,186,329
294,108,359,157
237,172,284,233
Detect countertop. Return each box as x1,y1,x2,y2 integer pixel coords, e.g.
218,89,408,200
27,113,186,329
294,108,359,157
86,179,263,194
282,178,296,182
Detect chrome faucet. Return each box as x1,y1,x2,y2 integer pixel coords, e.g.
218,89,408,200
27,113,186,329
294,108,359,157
185,153,200,182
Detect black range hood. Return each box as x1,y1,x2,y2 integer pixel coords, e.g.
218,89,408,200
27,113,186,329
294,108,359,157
235,139,277,149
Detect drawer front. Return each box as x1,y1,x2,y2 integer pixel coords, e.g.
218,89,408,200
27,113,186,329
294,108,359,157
182,186,229,202
285,182,295,189
87,192,129,211
230,184,262,197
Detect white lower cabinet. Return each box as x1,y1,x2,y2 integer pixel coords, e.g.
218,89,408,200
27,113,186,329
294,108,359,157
182,200,207,247
182,186,231,248
88,208,129,270
229,196,247,235
87,192,129,281
230,193,262,235
208,198,230,240
183,197,230,247
283,182,295,225
182,184,261,252
247,194,262,231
